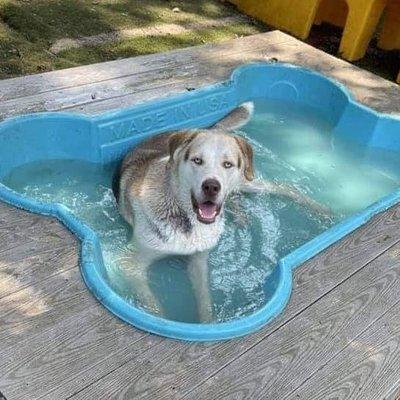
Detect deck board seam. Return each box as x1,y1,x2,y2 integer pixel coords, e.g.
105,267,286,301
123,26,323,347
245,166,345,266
0,258,80,305
0,244,78,301
64,335,177,400
281,286,400,399
60,49,306,114
60,75,210,113
383,380,400,400
45,333,152,400
1,63,192,105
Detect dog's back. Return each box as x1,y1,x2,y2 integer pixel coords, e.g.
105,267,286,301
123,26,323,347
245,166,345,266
113,132,174,223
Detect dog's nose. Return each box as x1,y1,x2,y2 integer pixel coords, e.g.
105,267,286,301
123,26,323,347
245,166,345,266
202,179,221,197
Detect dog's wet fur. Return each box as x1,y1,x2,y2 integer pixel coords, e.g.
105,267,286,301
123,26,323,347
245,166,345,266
113,102,329,321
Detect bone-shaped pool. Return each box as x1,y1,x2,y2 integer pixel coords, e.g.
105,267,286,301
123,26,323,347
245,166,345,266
1,63,400,341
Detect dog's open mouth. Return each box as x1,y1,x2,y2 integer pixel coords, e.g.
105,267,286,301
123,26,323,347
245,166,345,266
191,193,221,224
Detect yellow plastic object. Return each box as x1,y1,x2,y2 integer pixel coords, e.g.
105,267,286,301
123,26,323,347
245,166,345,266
378,0,400,50
315,0,348,27
230,0,387,61
231,0,321,40
338,0,386,60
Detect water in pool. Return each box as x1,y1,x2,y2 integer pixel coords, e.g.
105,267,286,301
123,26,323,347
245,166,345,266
3,98,400,323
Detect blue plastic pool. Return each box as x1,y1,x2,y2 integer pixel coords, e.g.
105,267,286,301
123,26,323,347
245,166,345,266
1,63,400,341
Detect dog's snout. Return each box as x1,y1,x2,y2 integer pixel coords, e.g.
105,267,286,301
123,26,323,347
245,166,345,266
202,179,221,197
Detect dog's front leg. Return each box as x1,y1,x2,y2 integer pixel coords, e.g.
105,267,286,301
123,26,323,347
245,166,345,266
187,251,213,323
117,248,163,316
131,256,162,315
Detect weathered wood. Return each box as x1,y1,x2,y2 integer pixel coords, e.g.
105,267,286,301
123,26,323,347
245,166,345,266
384,384,400,400
64,44,400,117
0,254,155,400
0,245,77,300
63,39,400,116
2,31,400,119
0,32,288,110
285,286,400,400
0,267,84,348
68,205,400,400
179,241,400,400
0,62,200,118
0,31,285,101
0,287,155,400
0,208,76,279
0,202,45,227
0,37,297,119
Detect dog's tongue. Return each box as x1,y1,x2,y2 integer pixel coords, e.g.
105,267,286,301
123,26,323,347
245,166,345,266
199,202,217,219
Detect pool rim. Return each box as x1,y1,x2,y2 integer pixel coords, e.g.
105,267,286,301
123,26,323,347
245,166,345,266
1,62,400,341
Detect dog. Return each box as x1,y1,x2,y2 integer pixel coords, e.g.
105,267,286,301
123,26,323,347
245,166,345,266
113,102,328,321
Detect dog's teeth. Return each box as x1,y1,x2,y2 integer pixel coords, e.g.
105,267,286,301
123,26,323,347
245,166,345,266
199,209,217,219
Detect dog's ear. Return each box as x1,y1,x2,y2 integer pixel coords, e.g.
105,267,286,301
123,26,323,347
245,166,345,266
213,101,254,130
234,135,254,181
168,131,197,162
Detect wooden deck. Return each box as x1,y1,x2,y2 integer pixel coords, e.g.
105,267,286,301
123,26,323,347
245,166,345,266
1,31,400,400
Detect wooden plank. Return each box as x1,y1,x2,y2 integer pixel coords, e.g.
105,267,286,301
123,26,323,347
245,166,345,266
0,215,74,246
0,62,200,119
0,200,78,300
0,202,44,227
0,252,159,400
65,38,400,116
2,31,400,119
384,384,400,400
67,205,400,400
62,45,305,116
0,215,76,273
0,243,155,400
0,245,77,299
0,32,288,109
0,31,285,101
0,290,155,400
0,202,71,234
0,265,85,349
179,242,400,400
0,37,297,119
284,280,400,400
0,205,152,400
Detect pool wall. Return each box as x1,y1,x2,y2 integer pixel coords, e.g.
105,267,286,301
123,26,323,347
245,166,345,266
1,63,400,341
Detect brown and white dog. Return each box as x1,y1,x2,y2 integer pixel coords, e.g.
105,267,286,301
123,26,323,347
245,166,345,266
113,102,327,321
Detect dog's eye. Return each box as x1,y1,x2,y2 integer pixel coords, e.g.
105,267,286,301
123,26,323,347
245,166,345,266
223,161,233,169
192,157,203,165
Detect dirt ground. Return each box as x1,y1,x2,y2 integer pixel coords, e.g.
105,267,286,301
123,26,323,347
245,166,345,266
306,22,400,82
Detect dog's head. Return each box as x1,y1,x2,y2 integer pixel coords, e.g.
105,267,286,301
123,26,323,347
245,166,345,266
168,102,254,224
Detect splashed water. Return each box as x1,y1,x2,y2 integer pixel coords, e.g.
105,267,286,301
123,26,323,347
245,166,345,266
3,98,400,323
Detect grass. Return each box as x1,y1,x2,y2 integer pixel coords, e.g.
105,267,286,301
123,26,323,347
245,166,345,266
0,0,265,78
59,23,262,65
